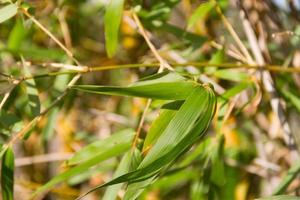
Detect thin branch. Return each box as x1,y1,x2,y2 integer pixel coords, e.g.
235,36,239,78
5,6,83,148
132,100,152,149
239,3,296,150
131,11,173,71
212,0,255,64
57,8,73,50
17,62,300,82
20,8,76,63
4,61,300,147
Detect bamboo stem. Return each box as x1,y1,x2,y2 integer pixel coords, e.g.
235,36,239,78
13,62,300,82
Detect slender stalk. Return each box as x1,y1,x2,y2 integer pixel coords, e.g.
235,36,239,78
16,62,300,82
20,8,75,61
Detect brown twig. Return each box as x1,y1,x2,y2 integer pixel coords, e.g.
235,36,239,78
131,11,173,71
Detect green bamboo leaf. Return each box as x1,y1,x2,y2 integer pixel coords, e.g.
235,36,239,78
68,129,134,165
139,86,210,168
104,0,125,57
102,152,132,200
32,129,135,197
72,72,196,100
220,82,251,101
123,176,157,200
161,100,184,110
205,49,225,74
188,1,214,29
151,169,196,193
160,23,207,48
68,160,115,185
76,85,216,199
0,110,20,130
15,45,65,61
143,110,176,151
257,195,300,200
281,89,300,113
1,147,14,200
0,4,18,24
124,87,216,198
8,19,27,51
214,69,249,82
0,146,8,160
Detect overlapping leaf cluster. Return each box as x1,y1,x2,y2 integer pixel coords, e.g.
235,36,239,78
31,71,216,199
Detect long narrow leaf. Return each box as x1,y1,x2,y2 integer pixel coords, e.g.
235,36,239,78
0,4,18,24
32,130,134,197
104,0,125,57
102,152,132,200
72,72,196,100
76,85,216,199
68,129,134,165
1,147,14,200
143,110,176,151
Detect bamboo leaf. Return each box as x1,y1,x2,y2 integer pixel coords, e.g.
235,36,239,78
1,147,14,200
8,19,27,51
68,129,134,165
220,82,251,101
143,110,176,151
102,152,132,200
104,0,125,57
76,85,216,199
281,89,300,113
0,4,18,24
72,72,196,100
34,72,216,200
214,69,249,82
188,1,214,29
31,129,134,197
139,86,210,168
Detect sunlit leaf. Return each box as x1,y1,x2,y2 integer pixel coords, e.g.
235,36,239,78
104,0,125,57
0,4,18,24
8,19,27,51
214,69,249,82
75,84,216,199
143,110,176,151
72,72,196,100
